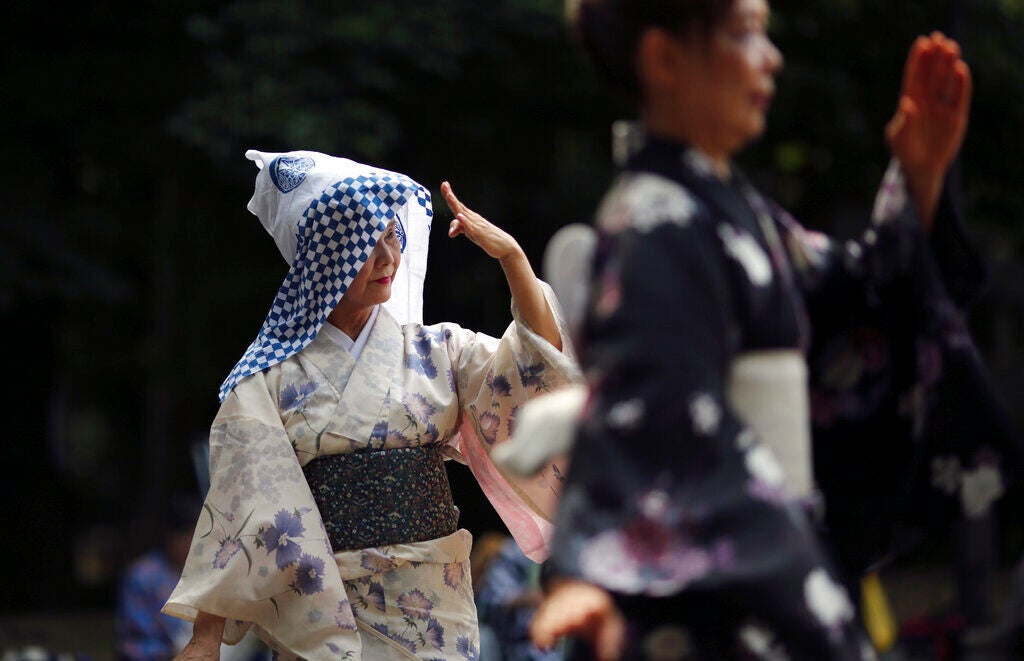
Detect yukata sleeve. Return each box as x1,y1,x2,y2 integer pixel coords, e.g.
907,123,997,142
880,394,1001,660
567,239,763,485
927,169,988,309
547,217,868,659
785,160,1021,575
442,283,582,563
774,159,983,304
785,158,984,311
162,373,362,659
861,158,988,308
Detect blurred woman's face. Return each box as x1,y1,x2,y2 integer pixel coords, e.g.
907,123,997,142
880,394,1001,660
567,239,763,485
339,220,402,310
645,0,782,158
703,0,782,148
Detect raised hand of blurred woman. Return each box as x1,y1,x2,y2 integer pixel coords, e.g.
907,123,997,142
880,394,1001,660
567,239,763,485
886,31,972,231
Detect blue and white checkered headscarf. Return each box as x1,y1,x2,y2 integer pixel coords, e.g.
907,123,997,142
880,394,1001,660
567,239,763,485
218,149,433,401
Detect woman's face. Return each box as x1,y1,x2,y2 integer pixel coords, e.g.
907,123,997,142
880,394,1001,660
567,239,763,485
651,0,782,157
703,0,781,147
339,220,402,310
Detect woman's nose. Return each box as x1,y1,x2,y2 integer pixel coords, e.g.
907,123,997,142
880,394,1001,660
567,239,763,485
765,37,784,73
378,242,397,266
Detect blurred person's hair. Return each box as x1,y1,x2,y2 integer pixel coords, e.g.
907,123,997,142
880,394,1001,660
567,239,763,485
569,0,737,108
159,490,203,534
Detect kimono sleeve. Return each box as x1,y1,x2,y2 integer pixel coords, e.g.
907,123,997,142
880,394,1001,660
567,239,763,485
162,372,362,659
928,173,988,308
777,159,983,307
782,160,1022,575
443,283,582,563
867,158,988,308
547,217,868,658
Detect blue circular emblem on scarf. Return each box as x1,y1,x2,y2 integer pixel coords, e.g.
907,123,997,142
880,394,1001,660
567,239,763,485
395,217,407,253
269,156,315,193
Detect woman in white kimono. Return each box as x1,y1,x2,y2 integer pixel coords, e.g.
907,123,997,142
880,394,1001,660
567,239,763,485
163,150,579,660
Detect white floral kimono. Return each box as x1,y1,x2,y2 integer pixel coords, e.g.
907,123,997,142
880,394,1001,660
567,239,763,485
164,293,578,660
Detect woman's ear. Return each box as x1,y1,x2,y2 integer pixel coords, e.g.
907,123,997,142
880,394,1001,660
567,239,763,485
636,27,689,98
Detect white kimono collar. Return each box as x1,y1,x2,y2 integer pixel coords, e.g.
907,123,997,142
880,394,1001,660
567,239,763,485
301,306,405,445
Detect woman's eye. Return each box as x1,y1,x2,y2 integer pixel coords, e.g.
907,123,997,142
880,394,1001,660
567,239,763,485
726,17,768,43
729,27,758,43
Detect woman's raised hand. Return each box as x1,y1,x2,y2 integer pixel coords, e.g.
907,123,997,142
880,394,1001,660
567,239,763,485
887,32,971,175
885,32,972,229
439,180,562,350
441,181,524,262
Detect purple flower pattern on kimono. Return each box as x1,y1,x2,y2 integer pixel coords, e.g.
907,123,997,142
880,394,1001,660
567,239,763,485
279,381,317,413
258,509,307,570
166,275,579,658
335,530,478,659
456,636,479,661
293,554,326,596
213,538,244,569
163,376,360,659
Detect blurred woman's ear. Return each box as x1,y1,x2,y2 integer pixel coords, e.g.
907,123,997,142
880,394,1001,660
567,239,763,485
636,27,692,106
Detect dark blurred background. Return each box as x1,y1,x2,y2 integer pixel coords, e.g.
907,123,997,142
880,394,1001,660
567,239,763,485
1,0,1022,657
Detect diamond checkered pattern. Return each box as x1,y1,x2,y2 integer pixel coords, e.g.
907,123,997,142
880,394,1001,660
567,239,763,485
219,173,430,401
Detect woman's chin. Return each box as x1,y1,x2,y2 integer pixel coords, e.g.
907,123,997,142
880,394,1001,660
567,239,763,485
732,122,766,154
748,113,768,140
373,287,394,305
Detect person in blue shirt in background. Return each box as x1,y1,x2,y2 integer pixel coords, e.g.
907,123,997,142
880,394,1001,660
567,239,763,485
115,492,267,661
473,532,564,661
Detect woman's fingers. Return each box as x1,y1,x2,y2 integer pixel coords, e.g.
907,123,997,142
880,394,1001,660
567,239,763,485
934,43,959,102
885,96,915,150
530,581,625,658
953,60,972,117
450,212,482,239
936,32,960,59
442,181,470,238
901,35,929,100
529,613,558,649
455,211,477,235
439,181,520,259
594,609,627,661
442,182,483,238
902,33,969,118
440,181,466,218
529,599,568,649
531,600,591,649
917,40,939,105
884,107,903,148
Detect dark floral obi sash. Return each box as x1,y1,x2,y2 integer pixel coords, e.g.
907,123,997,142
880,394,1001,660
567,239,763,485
303,445,459,551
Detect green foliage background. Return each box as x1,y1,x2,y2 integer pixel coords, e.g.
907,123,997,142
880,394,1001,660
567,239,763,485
2,0,1021,609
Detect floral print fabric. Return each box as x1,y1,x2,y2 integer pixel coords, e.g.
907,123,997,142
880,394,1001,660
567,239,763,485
164,293,579,660
548,138,872,659
548,136,1019,659
791,166,1023,574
